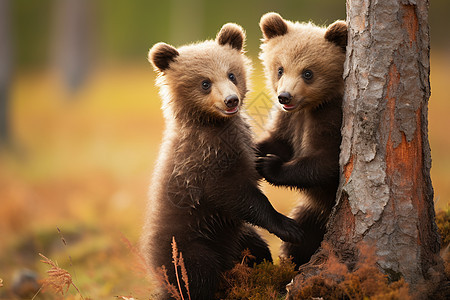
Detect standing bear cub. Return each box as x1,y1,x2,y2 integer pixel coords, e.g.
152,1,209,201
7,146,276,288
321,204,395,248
256,13,347,268
142,23,303,299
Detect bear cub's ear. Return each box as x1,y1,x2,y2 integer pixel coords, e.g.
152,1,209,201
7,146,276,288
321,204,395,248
325,21,348,52
216,23,246,51
260,12,288,40
149,42,179,72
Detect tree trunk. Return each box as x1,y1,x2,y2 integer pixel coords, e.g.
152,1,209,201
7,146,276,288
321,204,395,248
0,0,12,145
291,0,444,294
54,0,93,94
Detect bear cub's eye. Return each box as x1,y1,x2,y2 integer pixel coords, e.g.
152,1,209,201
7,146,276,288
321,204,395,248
202,80,212,90
302,70,313,81
228,73,237,84
277,67,284,79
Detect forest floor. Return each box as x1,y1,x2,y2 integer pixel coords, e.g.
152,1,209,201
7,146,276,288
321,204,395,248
0,53,449,299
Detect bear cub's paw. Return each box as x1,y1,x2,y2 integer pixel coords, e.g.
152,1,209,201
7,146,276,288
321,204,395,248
271,216,304,245
256,154,283,184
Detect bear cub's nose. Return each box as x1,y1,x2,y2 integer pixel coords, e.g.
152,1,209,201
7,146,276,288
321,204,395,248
225,94,239,108
278,92,292,104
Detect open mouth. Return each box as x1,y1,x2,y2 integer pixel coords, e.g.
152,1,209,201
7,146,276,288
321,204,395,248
216,105,239,116
224,106,239,115
281,103,297,111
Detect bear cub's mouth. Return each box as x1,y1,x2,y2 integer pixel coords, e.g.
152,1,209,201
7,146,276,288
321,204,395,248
281,103,297,111
281,102,301,112
215,105,239,116
280,97,305,112
224,106,239,115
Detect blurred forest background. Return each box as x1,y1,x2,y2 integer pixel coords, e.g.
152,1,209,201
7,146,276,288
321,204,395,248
0,0,449,298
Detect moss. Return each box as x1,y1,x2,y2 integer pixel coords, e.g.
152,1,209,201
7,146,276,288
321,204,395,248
218,253,297,300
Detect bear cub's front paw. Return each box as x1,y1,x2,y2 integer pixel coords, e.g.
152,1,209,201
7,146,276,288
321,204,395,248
256,154,283,183
274,217,304,244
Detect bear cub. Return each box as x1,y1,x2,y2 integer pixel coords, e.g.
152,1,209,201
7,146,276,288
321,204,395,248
142,23,303,299
256,13,347,268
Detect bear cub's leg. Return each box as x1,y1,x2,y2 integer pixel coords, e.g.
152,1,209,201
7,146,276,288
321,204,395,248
281,203,329,267
237,225,272,265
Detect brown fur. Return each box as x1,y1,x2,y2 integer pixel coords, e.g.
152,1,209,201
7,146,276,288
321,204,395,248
142,23,303,299
260,12,288,40
216,23,245,51
256,13,347,268
325,20,348,52
150,43,179,71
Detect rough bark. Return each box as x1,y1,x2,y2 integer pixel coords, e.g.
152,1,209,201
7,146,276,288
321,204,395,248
292,0,444,293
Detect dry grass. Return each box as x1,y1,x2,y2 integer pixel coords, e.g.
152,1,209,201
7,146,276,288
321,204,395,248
436,207,450,280
120,235,149,277
35,227,87,299
436,208,450,247
38,253,82,298
218,252,298,299
156,265,181,300
289,243,411,300
154,237,191,300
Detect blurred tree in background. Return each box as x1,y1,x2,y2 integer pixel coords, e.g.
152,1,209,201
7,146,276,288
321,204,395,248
0,0,12,145
11,0,348,68
9,0,449,70
53,0,95,93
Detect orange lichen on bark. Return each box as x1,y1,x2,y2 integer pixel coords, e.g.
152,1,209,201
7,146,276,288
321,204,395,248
343,155,354,184
402,4,418,46
385,110,423,247
385,62,423,214
386,128,422,199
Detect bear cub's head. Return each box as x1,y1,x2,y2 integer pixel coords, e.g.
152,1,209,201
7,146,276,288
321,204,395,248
259,13,347,112
149,23,250,120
